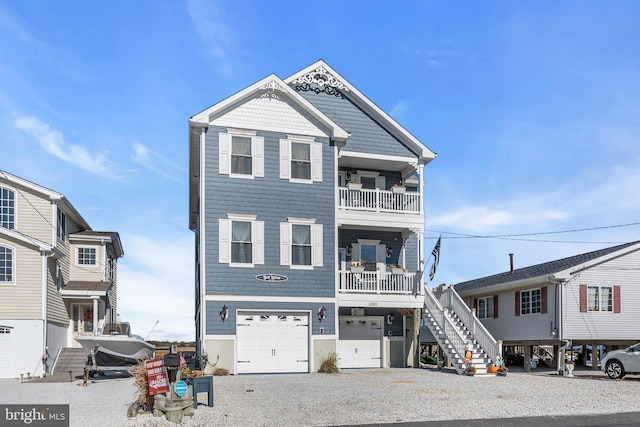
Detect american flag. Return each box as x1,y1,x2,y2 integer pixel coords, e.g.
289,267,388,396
429,236,441,281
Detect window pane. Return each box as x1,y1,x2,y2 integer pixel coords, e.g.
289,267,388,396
78,248,96,265
521,291,530,315
478,298,486,318
291,143,311,180
231,136,252,175
0,246,12,282
588,286,599,311
601,287,613,312
231,221,252,263
531,289,541,313
0,188,15,229
292,224,311,266
486,296,494,318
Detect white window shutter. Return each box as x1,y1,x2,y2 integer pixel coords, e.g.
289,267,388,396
376,244,387,263
253,220,264,265
219,133,230,175
280,222,291,265
312,142,323,182
351,243,360,260
219,219,230,263
279,139,290,180
313,223,323,267
254,136,264,178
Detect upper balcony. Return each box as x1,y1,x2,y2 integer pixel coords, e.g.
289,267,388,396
338,185,420,215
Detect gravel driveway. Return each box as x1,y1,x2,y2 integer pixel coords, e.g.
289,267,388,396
1,368,639,427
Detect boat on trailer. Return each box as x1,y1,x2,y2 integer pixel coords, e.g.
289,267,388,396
76,322,154,375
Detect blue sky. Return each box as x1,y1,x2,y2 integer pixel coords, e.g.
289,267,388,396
2,1,639,341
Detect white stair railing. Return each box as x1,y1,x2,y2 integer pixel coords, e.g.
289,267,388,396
437,286,500,364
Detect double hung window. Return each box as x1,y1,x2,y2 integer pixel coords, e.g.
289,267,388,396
219,130,264,178
280,136,322,183
219,214,264,267
477,296,494,319
0,245,13,283
0,187,15,229
521,289,541,315
280,219,323,269
588,285,613,312
57,209,66,241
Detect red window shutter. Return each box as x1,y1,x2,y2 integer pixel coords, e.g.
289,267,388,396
493,295,499,318
541,286,548,314
579,285,587,313
614,285,621,313
515,291,520,316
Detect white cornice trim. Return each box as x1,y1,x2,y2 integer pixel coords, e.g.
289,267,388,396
555,242,640,279
0,228,53,253
203,295,336,303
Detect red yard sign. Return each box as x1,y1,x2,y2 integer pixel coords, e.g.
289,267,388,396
145,358,169,395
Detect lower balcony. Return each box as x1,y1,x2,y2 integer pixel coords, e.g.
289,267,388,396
339,270,419,295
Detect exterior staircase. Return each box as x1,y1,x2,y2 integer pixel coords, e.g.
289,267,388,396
52,347,87,378
423,285,501,375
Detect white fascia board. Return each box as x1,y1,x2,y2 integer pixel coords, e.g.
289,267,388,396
58,198,91,230
339,150,417,164
0,170,62,200
284,60,437,162
455,275,562,298
0,228,53,253
555,242,640,279
60,290,107,297
203,295,337,304
189,74,348,141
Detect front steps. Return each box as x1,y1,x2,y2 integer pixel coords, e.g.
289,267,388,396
52,347,87,378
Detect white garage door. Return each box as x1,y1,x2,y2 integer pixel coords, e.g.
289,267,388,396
0,326,14,378
337,317,382,368
236,313,309,374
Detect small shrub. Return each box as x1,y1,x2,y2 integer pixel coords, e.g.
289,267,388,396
213,367,229,376
130,361,153,411
318,352,339,374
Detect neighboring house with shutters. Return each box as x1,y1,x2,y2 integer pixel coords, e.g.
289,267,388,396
188,60,437,374
0,170,123,379
454,241,640,371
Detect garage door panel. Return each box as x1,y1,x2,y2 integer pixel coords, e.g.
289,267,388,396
237,313,309,374
337,317,382,369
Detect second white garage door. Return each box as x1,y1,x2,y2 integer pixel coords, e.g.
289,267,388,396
337,317,383,368
236,312,309,374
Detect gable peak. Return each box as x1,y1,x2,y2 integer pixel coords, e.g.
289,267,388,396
290,64,349,92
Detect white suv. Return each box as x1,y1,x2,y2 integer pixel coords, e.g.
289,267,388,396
601,342,640,379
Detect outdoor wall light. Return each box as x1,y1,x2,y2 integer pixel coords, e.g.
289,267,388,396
386,247,393,258
318,306,326,322
220,305,229,322
387,313,395,325
346,245,352,257
345,170,351,181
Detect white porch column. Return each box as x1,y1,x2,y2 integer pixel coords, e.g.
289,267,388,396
92,297,99,335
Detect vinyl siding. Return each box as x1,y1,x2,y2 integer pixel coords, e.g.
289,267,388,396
465,285,558,342
0,239,43,319
46,257,68,323
69,244,104,282
563,249,640,340
13,186,54,245
296,88,418,158
203,126,335,299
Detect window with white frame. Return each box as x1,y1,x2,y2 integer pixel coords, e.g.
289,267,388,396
588,285,613,312
219,214,264,267
0,187,15,229
477,296,494,319
279,136,322,183
78,247,97,266
57,208,66,241
280,218,323,268
521,289,541,315
0,245,14,283
219,130,264,178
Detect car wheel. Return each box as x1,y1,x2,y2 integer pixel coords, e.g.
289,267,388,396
605,360,625,379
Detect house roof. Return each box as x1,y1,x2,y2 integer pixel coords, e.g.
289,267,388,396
60,281,112,297
454,240,640,294
0,169,90,230
0,227,53,253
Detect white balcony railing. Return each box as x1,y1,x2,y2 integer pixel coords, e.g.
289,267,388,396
338,187,420,214
339,270,419,294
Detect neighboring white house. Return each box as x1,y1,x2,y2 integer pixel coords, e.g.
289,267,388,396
0,170,123,379
453,241,640,371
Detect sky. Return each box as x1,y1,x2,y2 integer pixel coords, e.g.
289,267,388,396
1,1,639,342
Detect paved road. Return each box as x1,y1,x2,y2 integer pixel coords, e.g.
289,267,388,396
347,411,640,427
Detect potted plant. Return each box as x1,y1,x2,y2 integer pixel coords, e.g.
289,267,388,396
391,184,406,194
347,182,362,190
390,264,406,274
350,260,365,273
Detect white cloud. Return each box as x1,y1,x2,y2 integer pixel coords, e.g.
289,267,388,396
13,115,121,180
131,141,185,183
390,101,411,119
116,233,194,342
186,0,234,76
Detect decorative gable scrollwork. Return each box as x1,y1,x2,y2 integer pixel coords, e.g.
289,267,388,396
291,65,349,97
259,80,287,100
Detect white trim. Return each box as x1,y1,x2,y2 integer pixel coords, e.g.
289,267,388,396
0,243,16,285
199,127,207,358
203,295,336,303
339,150,417,164
226,214,258,221
76,246,98,267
